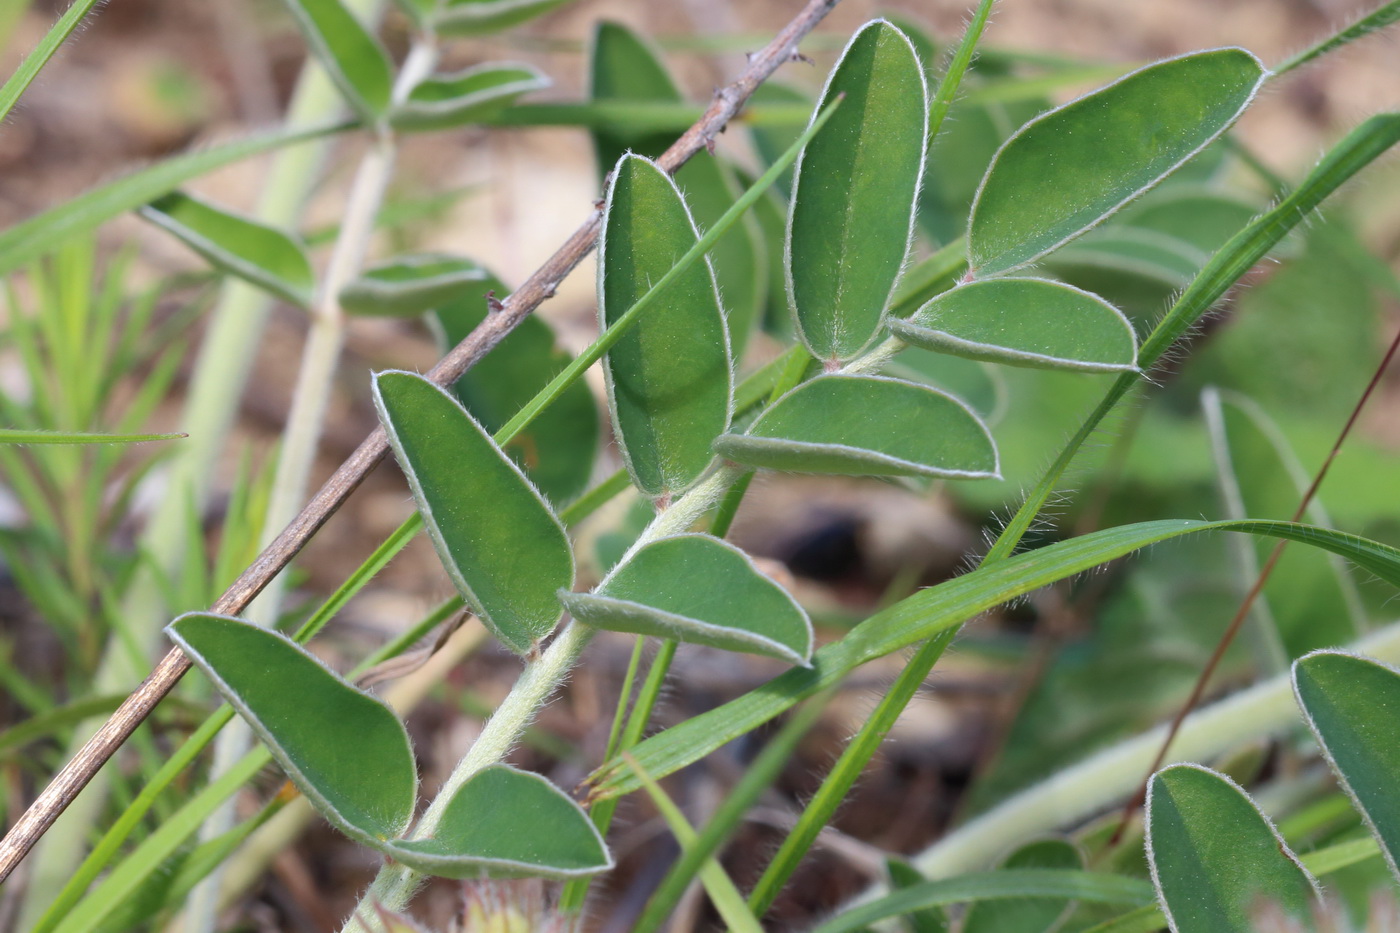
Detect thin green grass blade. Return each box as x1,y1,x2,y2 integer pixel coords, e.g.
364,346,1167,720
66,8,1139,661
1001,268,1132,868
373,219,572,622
590,519,1400,799
0,0,103,122
1275,0,1400,75
0,429,185,444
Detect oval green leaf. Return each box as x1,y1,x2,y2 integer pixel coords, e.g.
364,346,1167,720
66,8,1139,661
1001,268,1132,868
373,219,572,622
282,0,393,122
373,370,573,654
166,613,416,845
380,765,612,879
599,154,731,498
1294,650,1400,883
889,277,1138,372
787,19,928,362
967,48,1267,277
434,0,572,36
560,534,813,665
961,838,1084,933
587,21,765,358
713,375,998,480
140,191,314,307
392,63,550,132
1147,764,1319,931
431,276,598,504
341,253,491,317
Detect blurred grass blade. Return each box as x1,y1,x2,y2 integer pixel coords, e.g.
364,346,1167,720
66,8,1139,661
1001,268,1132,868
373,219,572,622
590,518,1400,799
560,534,813,665
788,19,928,362
626,754,765,933
813,870,1153,933
0,120,351,278
140,191,315,307
434,0,573,36
340,253,491,316
281,0,393,121
0,428,185,444
1293,651,1400,883
0,0,103,122
961,838,1085,933
1147,764,1320,930
378,766,612,880
373,370,573,655
167,614,418,845
713,374,999,480
968,48,1266,277
392,63,549,131
890,277,1138,373
599,153,731,498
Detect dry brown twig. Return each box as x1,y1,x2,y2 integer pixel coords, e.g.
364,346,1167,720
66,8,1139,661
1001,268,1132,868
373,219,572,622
0,0,844,883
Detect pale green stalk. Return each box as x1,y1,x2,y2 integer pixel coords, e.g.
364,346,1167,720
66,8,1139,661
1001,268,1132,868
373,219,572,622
13,6,385,923
347,466,741,928
907,621,1400,880
183,39,438,933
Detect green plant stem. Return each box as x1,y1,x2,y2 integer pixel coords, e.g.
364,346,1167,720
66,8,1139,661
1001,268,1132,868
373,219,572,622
349,466,741,926
12,16,385,919
1274,0,1400,75
0,0,103,122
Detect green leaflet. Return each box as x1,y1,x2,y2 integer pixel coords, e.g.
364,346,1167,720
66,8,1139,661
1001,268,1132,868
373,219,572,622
340,253,492,317
589,518,1400,799
560,534,813,665
588,21,765,357
432,279,598,505
1147,765,1319,931
787,19,928,362
961,838,1085,933
392,63,550,132
434,0,573,36
889,277,1138,373
599,154,731,498
140,191,314,307
380,766,612,880
1294,651,1400,883
813,869,1152,933
712,375,999,480
167,614,417,847
0,121,347,278
967,48,1267,277
281,0,393,122
373,371,573,654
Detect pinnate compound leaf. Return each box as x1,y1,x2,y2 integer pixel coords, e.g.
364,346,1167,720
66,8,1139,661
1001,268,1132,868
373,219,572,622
434,0,573,36
560,534,813,665
282,0,393,122
166,613,416,846
590,519,1400,800
379,766,612,879
961,838,1085,933
968,48,1267,277
140,191,314,307
1147,764,1319,931
340,254,491,317
392,63,550,132
712,375,999,480
1294,651,1400,882
373,371,572,654
787,19,928,362
599,154,731,498
432,279,598,505
889,277,1138,372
